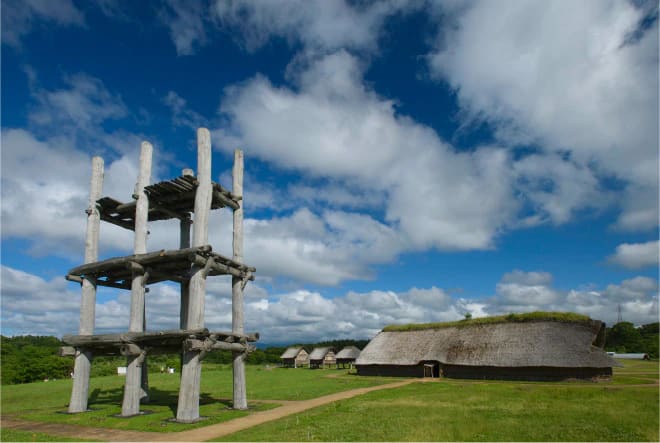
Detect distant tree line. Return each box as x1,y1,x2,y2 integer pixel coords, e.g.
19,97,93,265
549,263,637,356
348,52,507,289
605,322,659,358
1,335,72,384
0,336,368,385
2,325,655,385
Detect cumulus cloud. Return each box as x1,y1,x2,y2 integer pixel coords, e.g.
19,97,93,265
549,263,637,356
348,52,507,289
211,0,417,53
512,153,609,225
1,73,165,259
156,0,418,56
487,270,658,326
428,0,659,230
216,50,518,252
609,240,659,269
0,126,172,258
159,0,209,56
2,0,84,48
495,270,561,308
208,208,404,285
29,74,127,134
1,266,82,336
4,265,657,342
162,90,207,129
1,71,407,286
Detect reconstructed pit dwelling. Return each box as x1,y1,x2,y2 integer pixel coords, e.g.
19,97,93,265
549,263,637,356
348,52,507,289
61,128,257,422
356,313,620,380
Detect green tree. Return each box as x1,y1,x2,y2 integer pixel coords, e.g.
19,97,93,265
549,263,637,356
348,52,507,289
606,322,645,353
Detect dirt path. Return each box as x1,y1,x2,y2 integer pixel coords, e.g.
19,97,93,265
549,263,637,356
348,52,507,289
160,379,416,442
2,379,416,442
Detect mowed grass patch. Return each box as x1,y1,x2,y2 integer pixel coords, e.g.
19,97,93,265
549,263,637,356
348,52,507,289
19,399,278,433
1,366,392,432
0,429,98,442
613,359,659,374
214,381,659,442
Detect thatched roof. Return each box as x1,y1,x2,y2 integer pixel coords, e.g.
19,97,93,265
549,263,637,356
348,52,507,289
309,347,335,361
356,319,619,368
336,346,361,360
383,311,592,332
280,346,305,359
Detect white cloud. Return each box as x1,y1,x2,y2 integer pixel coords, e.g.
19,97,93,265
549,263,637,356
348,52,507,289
496,270,561,307
609,240,659,269
1,0,84,48
209,208,404,286
428,0,659,230
0,73,170,259
1,266,82,336
211,0,417,53
0,128,153,259
159,0,209,56
216,51,519,252
287,182,385,211
487,270,658,326
500,270,553,286
162,90,206,129
513,153,609,225
29,73,127,136
3,265,657,342
1,68,409,287
603,276,659,301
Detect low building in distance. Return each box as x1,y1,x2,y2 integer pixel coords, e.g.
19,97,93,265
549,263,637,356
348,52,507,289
608,352,650,360
280,346,309,368
308,347,337,369
335,346,361,369
356,312,620,381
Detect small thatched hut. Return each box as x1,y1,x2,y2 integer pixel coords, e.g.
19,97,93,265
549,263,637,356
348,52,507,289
280,346,309,368
335,346,361,369
308,347,337,369
356,313,620,381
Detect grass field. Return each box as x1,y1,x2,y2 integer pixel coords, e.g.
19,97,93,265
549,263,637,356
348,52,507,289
1,360,657,441
214,360,659,442
1,365,392,434
0,429,95,442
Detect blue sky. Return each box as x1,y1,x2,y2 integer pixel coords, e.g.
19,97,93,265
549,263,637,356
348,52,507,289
1,0,658,344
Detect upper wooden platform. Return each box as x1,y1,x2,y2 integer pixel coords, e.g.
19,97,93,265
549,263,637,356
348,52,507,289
66,245,255,290
98,175,241,230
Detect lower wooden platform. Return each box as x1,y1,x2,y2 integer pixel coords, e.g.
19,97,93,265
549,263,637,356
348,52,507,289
61,328,259,357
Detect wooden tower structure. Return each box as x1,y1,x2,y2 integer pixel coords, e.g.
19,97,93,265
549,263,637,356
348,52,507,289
61,128,257,422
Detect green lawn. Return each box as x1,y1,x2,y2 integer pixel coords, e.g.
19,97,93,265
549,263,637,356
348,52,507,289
613,358,660,374
1,365,391,434
0,429,97,442
2,361,657,441
214,379,659,442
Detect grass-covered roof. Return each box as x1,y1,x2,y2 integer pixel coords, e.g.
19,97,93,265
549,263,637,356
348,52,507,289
383,311,592,332
358,315,616,368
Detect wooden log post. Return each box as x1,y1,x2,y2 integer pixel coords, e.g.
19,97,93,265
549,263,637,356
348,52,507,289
121,141,152,417
176,128,212,423
231,149,248,410
69,156,104,413
141,299,149,403
179,212,192,330
179,211,192,378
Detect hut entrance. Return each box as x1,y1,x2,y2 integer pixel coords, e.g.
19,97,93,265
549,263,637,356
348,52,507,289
423,362,439,378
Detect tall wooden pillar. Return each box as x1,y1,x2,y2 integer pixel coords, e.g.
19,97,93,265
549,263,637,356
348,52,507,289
179,212,192,374
232,149,248,410
69,156,104,413
176,128,212,422
121,141,152,416
179,208,192,329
